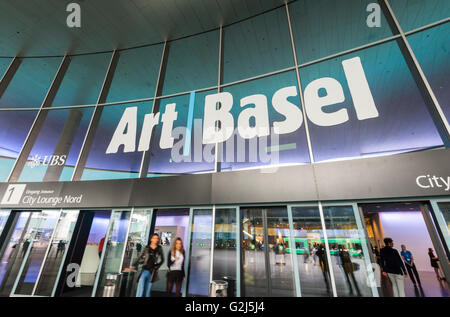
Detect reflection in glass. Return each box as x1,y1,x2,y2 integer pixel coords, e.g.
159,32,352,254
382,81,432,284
34,211,80,296
50,53,112,107
408,23,450,122
82,101,152,180
299,40,444,162
163,30,219,95
289,0,393,64
322,206,375,297
241,207,295,297
13,210,60,295
435,202,450,251
0,57,61,109
0,210,11,236
389,0,450,32
291,206,332,297
187,209,212,296
0,111,38,181
213,209,237,295
95,210,131,296
222,7,293,83
0,212,31,296
18,107,94,182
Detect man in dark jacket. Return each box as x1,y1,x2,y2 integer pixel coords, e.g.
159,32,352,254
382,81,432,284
125,233,164,297
380,237,407,297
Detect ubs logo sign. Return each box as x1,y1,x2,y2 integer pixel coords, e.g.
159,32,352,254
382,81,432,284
26,155,67,168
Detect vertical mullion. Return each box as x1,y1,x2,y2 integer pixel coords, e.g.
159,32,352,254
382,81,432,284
318,202,337,297
71,50,119,181
118,208,134,273
209,206,216,284
214,25,224,173
7,55,71,182
380,0,450,146
91,210,116,297
183,208,194,297
139,41,169,178
285,2,315,164
351,204,379,297
287,205,301,297
31,209,63,296
262,209,272,296
235,206,241,297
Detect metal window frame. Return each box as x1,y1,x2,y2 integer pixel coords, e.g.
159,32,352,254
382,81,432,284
430,199,450,251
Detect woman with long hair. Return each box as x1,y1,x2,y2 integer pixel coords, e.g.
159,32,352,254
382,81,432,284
166,237,185,297
428,248,444,280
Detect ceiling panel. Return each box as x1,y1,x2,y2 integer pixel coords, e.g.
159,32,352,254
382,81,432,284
0,0,285,57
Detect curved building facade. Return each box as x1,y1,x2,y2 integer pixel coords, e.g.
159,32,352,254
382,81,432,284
0,0,449,297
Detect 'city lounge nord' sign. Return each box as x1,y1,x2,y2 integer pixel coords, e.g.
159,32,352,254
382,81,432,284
106,56,379,154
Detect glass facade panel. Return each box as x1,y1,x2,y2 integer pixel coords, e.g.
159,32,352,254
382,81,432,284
222,7,293,84
434,202,450,251
50,53,112,107
0,58,12,78
0,110,38,181
0,57,61,109
289,0,393,64
13,210,60,295
82,101,152,180
0,212,32,296
408,23,450,122
187,209,212,296
390,0,450,32
299,40,443,162
34,210,79,296
322,205,376,297
221,71,310,171
95,210,131,296
291,206,333,297
0,210,11,236
162,30,219,96
17,107,94,182
147,91,216,175
106,45,163,103
212,208,237,295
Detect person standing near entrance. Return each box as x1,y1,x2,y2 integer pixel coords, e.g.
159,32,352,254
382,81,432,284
125,233,164,297
380,238,408,297
428,248,444,281
400,244,421,287
167,238,185,297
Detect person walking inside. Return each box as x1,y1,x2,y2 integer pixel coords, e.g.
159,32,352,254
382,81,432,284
428,248,444,281
400,244,421,287
380,238,408,297
124,233,164,297
167,238,185,297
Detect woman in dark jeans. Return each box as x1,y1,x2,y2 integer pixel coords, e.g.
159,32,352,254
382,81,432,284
428,248,444,281
167,238,185,297
125,233,164,297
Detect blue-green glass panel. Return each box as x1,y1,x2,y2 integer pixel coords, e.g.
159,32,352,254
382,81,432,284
162,30,219,95
408,23,450,122
0,57,61,109
390,0,450,32
18,107,94,182
0,58,12,79
223,7,293,83
51,53,111,107
221,71,310,171
106,45,163,103
81,101,152,181
289,0,393,64
299,40,443,162
148,90,216,174
0,110,38,181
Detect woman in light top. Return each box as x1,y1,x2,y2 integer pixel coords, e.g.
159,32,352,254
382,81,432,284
166,237,185,297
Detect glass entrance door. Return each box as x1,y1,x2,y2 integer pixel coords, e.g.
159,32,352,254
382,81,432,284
240,206,296,297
